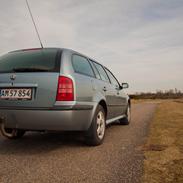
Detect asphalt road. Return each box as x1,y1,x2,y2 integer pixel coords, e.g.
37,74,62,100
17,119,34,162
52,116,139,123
0,103,157,183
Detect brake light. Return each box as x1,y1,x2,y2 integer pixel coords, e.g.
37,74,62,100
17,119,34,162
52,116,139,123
56,76,74,101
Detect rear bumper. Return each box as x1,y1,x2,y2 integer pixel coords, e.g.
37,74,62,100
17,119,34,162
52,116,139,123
0,107,94,131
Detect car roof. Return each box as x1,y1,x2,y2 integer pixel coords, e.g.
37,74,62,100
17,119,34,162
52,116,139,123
6,47,114,76
8,47,100,64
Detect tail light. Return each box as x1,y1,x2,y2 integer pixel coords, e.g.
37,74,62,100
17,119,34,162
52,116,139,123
56,76,74,101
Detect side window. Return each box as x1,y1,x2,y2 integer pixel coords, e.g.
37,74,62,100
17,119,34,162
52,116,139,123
105,69,120,88
89,60,101,80
93,62,110,82
72,55,95,77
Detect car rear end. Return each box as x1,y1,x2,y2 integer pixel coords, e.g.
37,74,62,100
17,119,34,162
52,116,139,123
0,48,93,132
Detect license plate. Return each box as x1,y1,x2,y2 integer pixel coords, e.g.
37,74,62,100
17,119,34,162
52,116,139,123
0,88,32,100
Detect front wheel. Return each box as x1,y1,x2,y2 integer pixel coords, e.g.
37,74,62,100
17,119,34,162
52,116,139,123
0,123,25,139
119,104,131,125
85,105,106,146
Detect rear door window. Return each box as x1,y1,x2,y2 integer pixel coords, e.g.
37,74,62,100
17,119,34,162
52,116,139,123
0,49,61,73
93,62,110,82
105,68,120,88
89,60,101,80
72,55,95,77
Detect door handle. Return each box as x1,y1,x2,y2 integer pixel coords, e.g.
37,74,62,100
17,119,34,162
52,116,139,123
103,86,107,92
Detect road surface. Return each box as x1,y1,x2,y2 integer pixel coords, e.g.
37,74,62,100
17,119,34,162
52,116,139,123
0,103,157,183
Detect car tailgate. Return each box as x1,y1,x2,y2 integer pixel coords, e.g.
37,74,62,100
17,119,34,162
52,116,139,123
0,73,59,108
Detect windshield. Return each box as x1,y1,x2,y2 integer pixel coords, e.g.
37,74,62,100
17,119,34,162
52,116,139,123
0,49,61,73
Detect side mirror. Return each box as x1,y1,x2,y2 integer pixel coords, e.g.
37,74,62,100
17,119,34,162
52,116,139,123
121,83,129,89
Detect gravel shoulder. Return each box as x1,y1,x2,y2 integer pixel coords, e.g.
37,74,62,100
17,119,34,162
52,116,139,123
0,103,157,183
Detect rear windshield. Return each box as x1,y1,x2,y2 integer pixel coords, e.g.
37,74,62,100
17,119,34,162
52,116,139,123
0,49,61,73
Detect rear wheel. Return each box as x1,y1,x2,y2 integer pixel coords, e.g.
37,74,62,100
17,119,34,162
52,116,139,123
0,123,25,139
85,105,106,146
119,104,131,125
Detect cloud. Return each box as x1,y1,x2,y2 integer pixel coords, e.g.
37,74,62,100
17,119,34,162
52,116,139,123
0,0,183,92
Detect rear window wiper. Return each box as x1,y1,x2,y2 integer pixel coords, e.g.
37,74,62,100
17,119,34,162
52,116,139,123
12,67,51,72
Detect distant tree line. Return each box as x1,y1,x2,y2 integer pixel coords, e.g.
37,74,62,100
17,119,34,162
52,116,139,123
130,89,183,99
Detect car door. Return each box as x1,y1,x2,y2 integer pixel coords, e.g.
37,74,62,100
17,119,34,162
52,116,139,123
90,61,118,120
104,68,127,116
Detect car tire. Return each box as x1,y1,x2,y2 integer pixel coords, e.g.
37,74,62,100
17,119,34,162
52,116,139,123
85,105,106,146
119,104,131,125
0,123,25,139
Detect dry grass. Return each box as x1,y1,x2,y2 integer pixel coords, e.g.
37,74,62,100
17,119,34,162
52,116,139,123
143,100,183,183
132,99,167,104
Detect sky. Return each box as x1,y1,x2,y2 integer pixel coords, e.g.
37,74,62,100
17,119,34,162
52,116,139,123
0,0,183,93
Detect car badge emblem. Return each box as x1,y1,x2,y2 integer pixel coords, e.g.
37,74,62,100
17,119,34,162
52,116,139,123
10,74,16,80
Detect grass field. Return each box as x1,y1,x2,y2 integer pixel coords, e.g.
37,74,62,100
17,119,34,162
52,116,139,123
142,99,183,183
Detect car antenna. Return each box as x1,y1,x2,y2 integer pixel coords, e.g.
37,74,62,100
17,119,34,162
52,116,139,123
25,0,43,48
